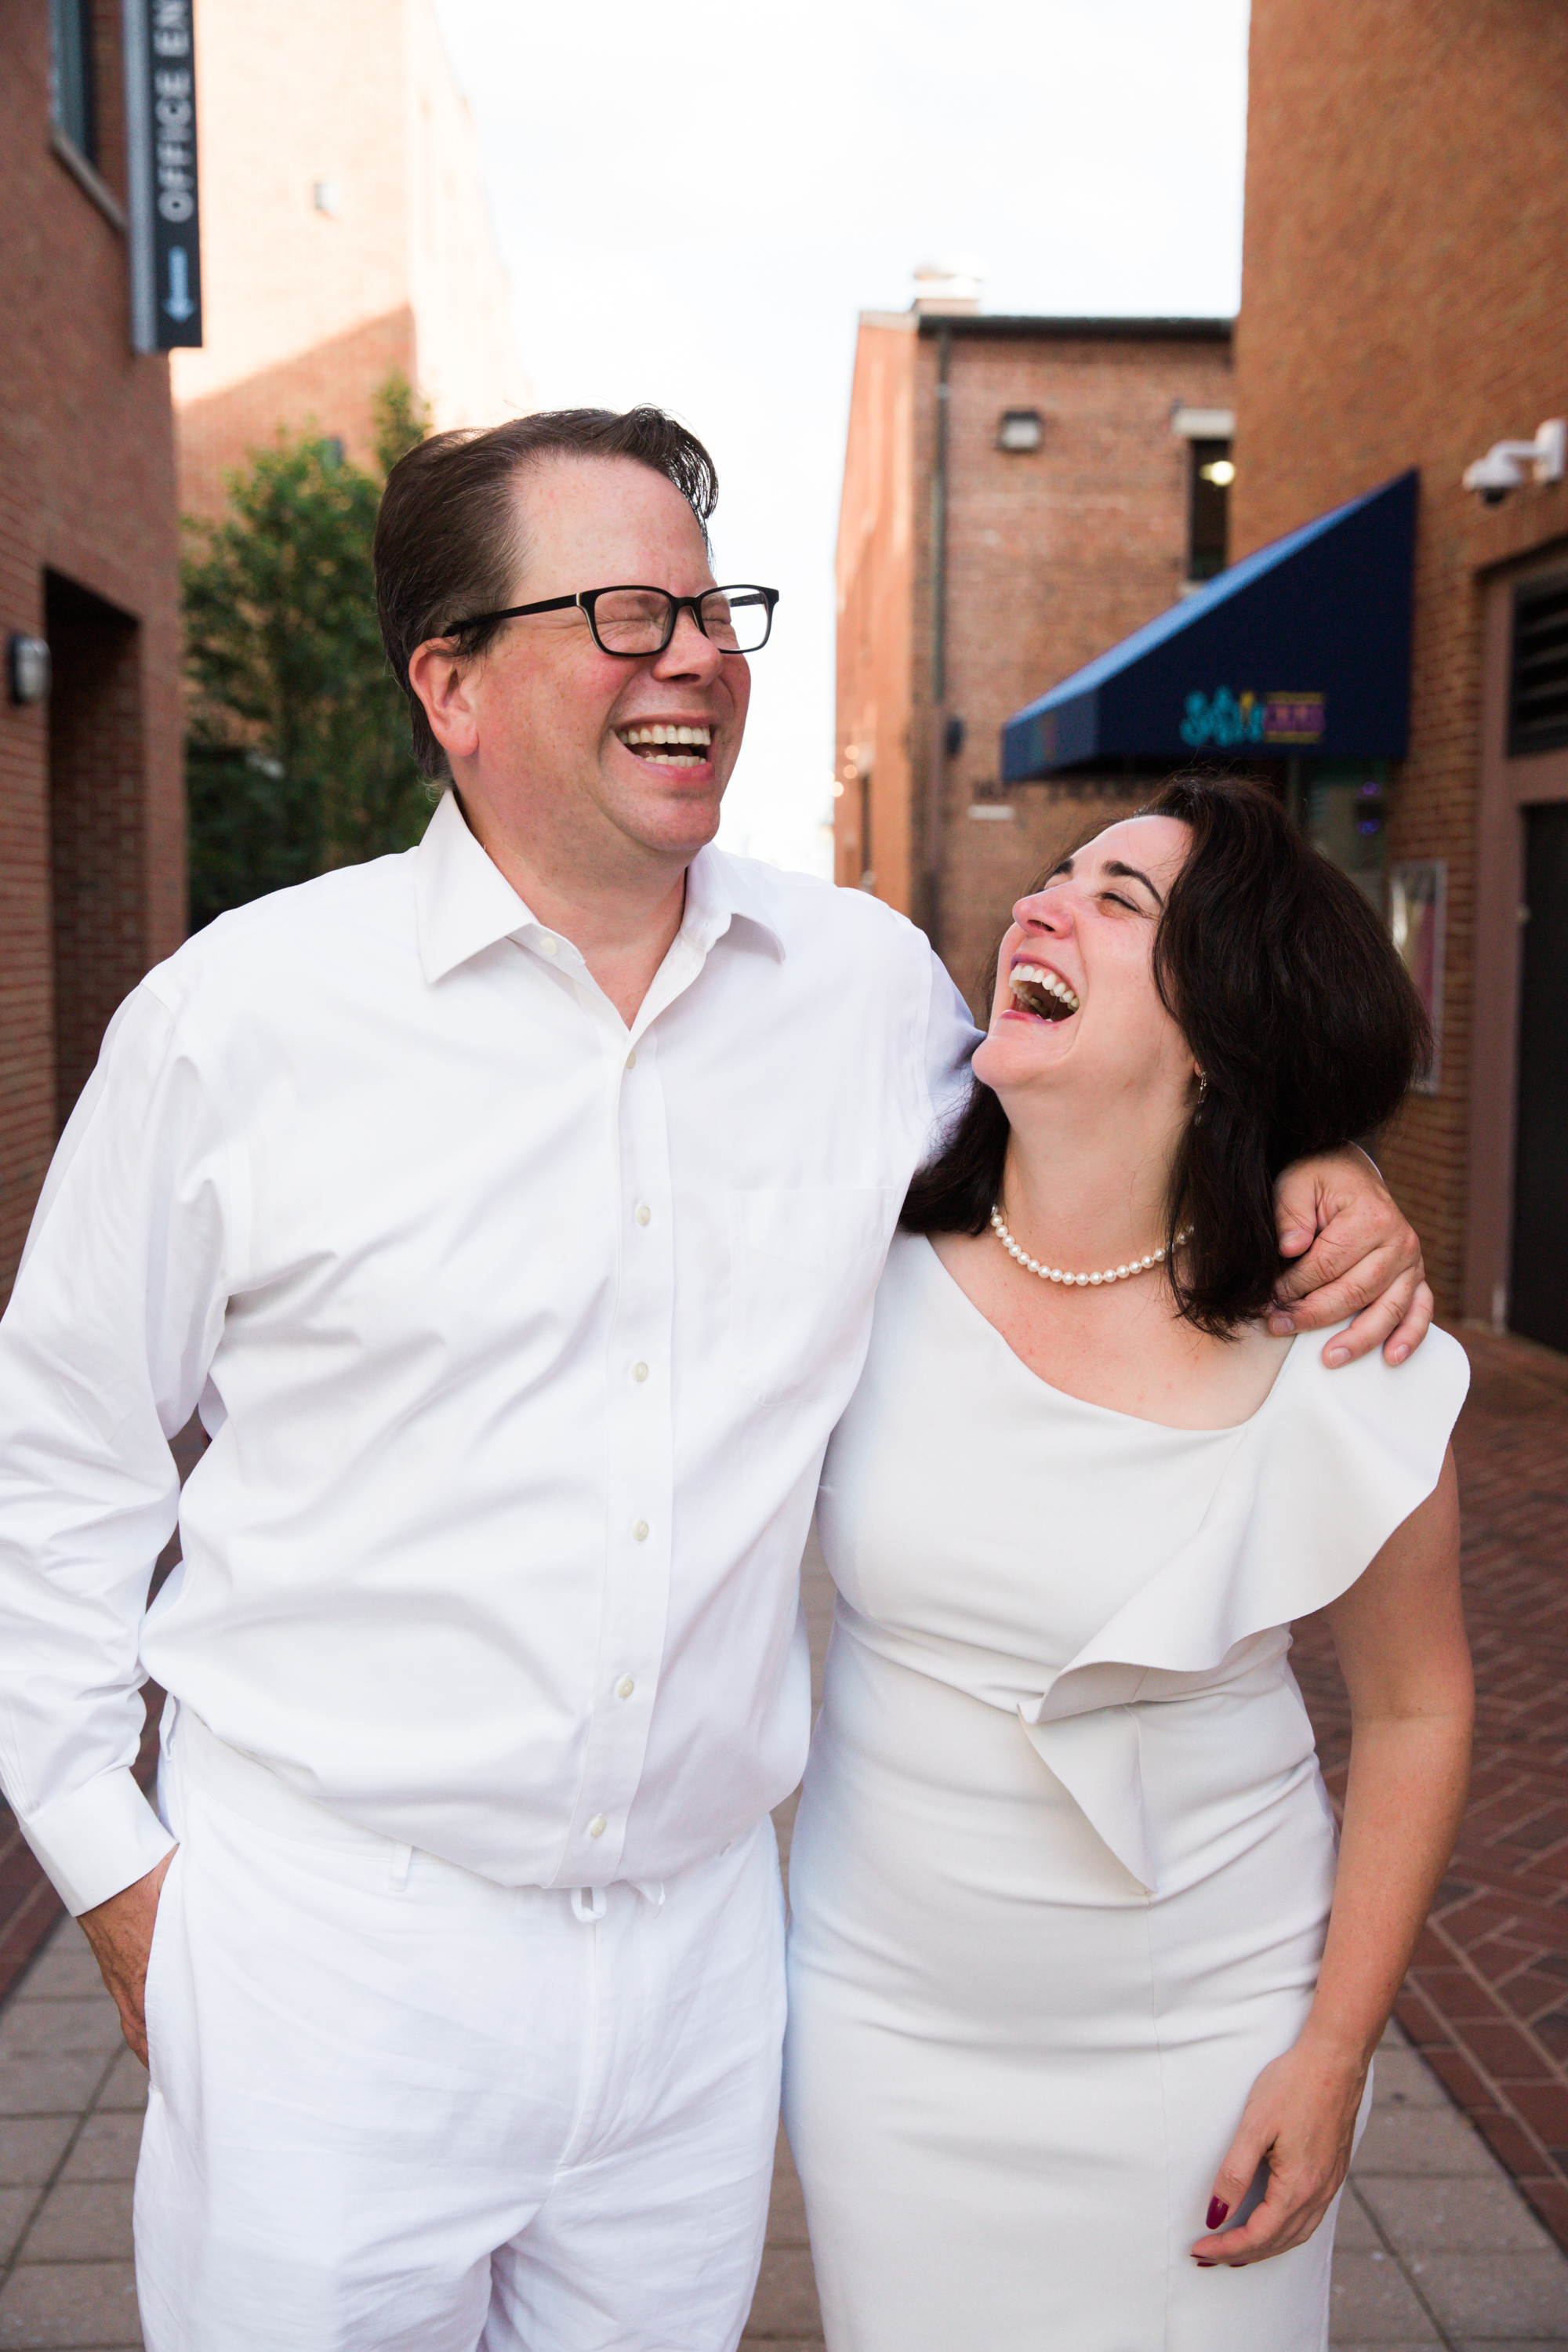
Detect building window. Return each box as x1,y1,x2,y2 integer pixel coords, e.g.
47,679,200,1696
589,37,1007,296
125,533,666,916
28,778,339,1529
997,410,1044,454
1508,571,1568,757
49,0,97,165
1287,760,1388,911
1188,440,1232,583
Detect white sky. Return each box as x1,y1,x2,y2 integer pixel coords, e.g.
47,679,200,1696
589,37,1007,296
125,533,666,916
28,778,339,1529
431,0,1252,874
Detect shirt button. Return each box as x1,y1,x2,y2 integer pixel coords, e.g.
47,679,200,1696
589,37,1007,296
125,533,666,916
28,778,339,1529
633,1519,649,1542
588,1814,607,1838
632,1361,648,1383
626,1049,637,1069
616,1676,636,1700
539,935,558,956
636,1204,652,1227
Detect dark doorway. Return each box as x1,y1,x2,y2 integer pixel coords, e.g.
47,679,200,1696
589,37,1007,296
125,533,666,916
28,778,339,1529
45,573,146,1134
1511,802,1568,1353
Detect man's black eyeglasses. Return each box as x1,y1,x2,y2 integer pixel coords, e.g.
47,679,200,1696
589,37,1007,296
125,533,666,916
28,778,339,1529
448,584,779,659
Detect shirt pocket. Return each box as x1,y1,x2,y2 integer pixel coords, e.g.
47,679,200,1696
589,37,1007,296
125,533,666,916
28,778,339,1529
727,1186,898,1434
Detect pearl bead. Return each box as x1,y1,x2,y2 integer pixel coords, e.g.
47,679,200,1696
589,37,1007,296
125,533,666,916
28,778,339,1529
988,1209,1190,1289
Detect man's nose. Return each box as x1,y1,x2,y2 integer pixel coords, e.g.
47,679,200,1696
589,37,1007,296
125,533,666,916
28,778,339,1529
655,606,725,680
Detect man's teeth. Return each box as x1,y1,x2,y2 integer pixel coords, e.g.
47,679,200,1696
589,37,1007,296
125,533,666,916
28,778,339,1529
619,724,713,768
1011,963,1080,1016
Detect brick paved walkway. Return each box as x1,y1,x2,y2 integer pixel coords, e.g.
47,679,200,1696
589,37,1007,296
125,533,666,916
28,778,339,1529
0,1330,1564,2344
1293,1325,1568,2256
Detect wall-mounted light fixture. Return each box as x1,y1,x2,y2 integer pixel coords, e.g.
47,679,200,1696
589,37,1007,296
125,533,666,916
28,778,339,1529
1462,419,1566,506
997,409,1043,453
7,634,50,706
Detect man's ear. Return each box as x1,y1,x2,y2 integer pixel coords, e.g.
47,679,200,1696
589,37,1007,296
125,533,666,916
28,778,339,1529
408,638,481,768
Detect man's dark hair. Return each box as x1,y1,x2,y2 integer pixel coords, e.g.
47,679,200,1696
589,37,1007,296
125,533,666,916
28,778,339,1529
902,773,1430,1335
373,407,720,782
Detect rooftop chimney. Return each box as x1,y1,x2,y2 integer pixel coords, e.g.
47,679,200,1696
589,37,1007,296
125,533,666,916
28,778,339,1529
912,258,984,315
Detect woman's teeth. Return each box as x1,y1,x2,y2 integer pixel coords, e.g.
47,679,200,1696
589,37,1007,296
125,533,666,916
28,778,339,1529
619,724,713,768
1011,964,1080,1019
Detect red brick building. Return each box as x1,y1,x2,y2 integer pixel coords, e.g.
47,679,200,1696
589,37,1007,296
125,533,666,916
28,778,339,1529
172,0,528,524
0,0,185,1298
1232,0,1568,1343
834,294,1232,1000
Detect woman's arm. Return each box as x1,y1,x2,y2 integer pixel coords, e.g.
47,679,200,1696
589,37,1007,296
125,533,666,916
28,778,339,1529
1190,1449,1472,2267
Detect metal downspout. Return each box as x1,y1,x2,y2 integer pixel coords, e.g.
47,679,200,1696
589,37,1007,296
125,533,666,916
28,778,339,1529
926,321,952,946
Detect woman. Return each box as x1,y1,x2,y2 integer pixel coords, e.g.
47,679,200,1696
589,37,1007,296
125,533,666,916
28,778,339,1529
782,776,1472,2351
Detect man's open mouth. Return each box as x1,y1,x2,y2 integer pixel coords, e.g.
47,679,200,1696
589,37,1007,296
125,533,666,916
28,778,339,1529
618,724,713,770
1010,962,1080,1021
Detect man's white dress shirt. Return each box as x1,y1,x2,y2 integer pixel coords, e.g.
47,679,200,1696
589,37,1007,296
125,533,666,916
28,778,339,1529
0,792,977,1915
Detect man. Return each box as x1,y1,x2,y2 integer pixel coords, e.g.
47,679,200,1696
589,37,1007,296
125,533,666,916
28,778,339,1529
0,408,1428,2350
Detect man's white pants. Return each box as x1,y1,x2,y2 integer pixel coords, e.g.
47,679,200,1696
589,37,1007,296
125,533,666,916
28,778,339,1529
134,1705,786,2352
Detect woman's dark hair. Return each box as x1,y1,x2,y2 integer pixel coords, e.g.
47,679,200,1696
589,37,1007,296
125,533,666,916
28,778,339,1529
373,406,720,783
902,773,1431,1334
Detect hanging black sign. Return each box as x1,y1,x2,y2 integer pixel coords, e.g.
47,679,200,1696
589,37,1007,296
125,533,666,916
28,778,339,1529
124,0,203,351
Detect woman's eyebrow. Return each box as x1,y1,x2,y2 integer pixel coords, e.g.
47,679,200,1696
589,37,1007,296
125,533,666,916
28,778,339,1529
1102,859,1163,906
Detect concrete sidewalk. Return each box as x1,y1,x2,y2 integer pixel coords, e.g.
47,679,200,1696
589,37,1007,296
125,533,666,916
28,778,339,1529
741,1528,1568,2351
3,1453,1567,2347
1,1912,1564,2352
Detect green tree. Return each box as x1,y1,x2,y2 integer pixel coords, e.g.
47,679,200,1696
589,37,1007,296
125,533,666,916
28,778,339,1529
183,373,433,930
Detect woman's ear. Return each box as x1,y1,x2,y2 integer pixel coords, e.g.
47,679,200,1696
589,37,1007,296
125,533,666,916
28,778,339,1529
408,639,481,769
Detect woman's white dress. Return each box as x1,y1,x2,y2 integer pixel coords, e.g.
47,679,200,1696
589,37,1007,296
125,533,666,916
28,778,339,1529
783,1232,1468,2352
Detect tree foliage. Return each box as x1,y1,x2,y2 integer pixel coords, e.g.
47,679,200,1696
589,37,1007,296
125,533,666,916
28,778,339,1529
183,374,434,930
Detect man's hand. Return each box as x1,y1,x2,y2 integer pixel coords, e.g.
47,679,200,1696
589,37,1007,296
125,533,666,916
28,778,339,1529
77,1849,176,2067
1268,1147,1432,1367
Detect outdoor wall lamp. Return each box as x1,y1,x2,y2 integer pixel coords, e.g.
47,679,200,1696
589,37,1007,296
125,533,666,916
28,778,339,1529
7,635,50,706
1462,419,1566,505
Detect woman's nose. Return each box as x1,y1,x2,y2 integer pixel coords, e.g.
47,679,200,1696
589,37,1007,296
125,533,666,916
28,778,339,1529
1013,888,1069,933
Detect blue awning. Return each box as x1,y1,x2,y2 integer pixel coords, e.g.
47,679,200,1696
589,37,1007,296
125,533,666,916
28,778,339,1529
1000,470,1417,782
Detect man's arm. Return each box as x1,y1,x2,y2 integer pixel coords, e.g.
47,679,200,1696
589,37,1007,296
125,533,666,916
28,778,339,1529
78,1851,176,2067
1267,1146,1432,1367
0,985,227,1944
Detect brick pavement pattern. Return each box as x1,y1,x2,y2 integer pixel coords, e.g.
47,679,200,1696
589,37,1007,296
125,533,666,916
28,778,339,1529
1293,1327,1568,2259
1,1336,1564,2343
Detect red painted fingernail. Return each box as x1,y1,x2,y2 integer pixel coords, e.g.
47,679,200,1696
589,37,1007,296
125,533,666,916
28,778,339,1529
1194,2257,1217,2267
1207,2198,1229,2229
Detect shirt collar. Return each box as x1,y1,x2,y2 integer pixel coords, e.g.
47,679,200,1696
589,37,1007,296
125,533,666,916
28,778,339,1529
415,791,788,984
416,790,541,983
679,842,788,963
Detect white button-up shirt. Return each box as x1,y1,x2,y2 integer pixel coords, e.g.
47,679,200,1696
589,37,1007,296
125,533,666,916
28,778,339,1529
0,793,977,1913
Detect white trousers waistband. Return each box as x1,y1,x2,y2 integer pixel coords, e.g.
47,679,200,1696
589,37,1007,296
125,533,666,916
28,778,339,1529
162,1699,670,1915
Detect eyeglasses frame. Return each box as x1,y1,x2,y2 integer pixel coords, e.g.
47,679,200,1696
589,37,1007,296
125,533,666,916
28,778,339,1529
443,583,780,659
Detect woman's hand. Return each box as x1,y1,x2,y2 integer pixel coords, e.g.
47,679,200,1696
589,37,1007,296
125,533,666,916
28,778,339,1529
1189,2036,1369,2267
1268,1146,1431,1366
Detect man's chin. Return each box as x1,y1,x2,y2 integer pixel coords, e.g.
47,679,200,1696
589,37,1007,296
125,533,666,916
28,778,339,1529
626,786,726,864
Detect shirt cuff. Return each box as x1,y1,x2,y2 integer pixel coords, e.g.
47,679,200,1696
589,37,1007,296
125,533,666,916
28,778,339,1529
15,1767,176,1915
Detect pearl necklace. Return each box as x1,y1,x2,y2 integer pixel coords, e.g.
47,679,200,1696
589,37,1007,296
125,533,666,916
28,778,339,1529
989,1206,1191,1287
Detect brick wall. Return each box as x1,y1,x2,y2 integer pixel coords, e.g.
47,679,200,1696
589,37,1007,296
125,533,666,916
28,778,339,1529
1232,0,1568,1319
171,0,528,524
0,0,184,1294
837,314,1232,1007
45,578,147,1131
